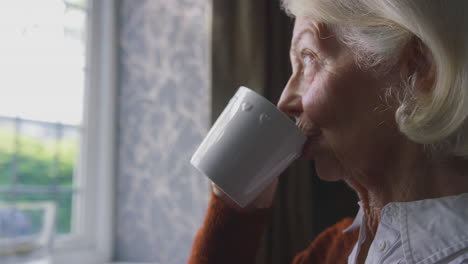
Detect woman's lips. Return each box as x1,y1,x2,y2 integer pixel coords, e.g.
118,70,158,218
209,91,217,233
301,132,321,159
294,117,321,158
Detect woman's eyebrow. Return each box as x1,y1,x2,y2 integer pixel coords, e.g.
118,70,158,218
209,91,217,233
291,27,318,53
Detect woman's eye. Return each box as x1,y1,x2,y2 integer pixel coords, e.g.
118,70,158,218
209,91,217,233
296,50,317,75
300,52,315,76
303,54,313,65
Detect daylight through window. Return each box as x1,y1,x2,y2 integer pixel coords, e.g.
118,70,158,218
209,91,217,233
0,0,87,259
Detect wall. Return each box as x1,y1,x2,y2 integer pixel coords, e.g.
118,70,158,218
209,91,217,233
115,0,210,263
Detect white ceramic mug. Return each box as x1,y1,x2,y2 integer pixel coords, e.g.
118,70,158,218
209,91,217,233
190,86,306,207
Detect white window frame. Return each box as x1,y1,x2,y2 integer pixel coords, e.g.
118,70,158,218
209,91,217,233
51,0,117,263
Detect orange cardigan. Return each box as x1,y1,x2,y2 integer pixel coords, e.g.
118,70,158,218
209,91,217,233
188,193,359,264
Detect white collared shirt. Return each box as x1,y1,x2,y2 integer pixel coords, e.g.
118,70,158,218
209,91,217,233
344,193,468,264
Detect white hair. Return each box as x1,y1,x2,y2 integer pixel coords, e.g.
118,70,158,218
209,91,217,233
282,0,468,158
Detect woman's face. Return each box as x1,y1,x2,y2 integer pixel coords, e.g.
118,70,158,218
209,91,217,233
278,17,402,182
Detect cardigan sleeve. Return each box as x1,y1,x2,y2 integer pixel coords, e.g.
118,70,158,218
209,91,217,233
187,192,272,264
188,192,359,264
292,217,358,264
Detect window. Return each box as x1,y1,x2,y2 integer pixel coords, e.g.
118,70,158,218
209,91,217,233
0,0,116,263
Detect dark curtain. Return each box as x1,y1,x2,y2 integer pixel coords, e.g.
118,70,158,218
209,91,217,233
211,1,359,263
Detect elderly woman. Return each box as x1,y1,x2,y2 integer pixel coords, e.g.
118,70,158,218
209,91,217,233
188,0,468,263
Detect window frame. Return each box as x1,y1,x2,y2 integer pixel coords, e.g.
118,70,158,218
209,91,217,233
51,0,117,263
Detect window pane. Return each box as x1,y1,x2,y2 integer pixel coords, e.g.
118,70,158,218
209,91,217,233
0,192,73,234
0,0,87,239
0,195,57,263
11,120,79,187
0,197,48,237
0,0,87,124
0,118,15,186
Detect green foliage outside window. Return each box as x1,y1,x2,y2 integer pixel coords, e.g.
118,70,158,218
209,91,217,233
0,129,77,234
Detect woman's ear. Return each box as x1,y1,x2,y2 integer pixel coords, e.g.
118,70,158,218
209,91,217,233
402,36,436,93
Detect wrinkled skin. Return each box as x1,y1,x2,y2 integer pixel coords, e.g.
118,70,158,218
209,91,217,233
278,18,401,186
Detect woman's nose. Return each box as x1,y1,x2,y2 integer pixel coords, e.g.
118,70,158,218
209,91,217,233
277,78,303,118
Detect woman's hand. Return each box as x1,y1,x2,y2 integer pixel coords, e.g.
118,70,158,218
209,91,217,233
212,178,279,211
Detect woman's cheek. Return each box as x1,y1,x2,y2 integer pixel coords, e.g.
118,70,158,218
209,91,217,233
301,68,320,111
302,63,319,85
302,77,333,124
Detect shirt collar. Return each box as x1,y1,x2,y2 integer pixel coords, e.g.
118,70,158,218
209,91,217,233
343,201,364,233
396,192,468,264
344,193,468,264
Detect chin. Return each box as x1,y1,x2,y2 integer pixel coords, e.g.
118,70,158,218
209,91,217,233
301,134,348,182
